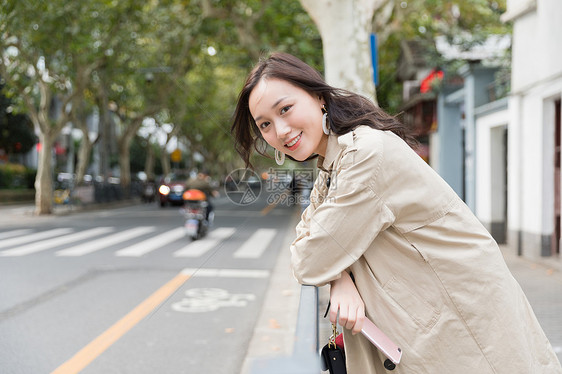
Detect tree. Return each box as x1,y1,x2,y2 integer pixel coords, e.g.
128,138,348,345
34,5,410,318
0,1,107,214
195,0,323,171
93,0,207,194
1,0,325,211
300,0,385,103
199,0,322,66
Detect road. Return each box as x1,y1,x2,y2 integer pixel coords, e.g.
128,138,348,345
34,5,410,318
0,191,299,374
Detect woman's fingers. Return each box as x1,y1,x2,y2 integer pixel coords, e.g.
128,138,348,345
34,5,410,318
343,306,355,330
332,304,365,335
336,305,358,331
352,304,365,335
329,303,339,325
328,273,366,333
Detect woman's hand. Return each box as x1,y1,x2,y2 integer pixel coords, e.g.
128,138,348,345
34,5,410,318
329,271,365,335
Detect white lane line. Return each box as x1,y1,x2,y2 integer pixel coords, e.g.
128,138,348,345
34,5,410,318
0,227,113,256
233,228,277,259
56,227,156,256
173,227,236,258
180,268,270,278
115,227,186,257
0,229,33,240
0,228,73,250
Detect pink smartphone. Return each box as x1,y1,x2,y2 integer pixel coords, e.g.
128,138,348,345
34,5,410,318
361,317,403,365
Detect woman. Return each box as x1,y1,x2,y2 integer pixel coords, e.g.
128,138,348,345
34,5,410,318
231,52,562,373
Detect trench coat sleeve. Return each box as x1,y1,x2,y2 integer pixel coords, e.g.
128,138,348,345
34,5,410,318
290,144,396,287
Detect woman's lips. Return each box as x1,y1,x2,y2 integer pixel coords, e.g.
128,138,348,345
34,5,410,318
285,132,302,151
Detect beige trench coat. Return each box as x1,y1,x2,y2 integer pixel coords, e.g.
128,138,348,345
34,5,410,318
290,126,562,373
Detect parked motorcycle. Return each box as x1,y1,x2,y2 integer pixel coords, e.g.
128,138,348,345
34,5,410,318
181,189,214,240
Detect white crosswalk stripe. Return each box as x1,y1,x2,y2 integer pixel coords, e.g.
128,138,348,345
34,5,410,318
0,229,33,240
0,228,73,250
56,227,157,256
0,226,279,259
173,227,236,257
0,227,113,256
232,228,277,259
115,227,186,257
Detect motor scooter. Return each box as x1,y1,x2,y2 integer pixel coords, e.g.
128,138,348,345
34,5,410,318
181,189,214,240
141,181,156,203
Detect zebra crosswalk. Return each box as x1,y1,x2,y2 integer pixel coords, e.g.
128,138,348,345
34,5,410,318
56,227,157,256
0,226,279,259
0,228,73,250
174,228,236,258
0,227,113,257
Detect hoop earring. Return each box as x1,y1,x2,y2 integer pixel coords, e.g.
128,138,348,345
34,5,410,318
321,105,330,135
275,149,285,165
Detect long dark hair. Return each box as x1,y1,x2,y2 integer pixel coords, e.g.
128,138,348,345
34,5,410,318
231,52,416,169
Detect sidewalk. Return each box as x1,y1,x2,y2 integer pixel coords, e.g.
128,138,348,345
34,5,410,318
0,199,139,224
500,245,562,362
242,235,562,372
240,209,303,374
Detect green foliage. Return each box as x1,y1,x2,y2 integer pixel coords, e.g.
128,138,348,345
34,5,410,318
1,0,323,184
174,0,322,174
0,162,36,188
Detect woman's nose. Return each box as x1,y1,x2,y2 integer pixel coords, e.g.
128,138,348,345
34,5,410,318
275,120,291,140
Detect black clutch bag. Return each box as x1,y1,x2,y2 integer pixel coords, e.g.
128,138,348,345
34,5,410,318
320,323,347,374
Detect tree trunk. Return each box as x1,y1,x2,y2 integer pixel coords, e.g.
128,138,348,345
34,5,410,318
75,134,94,185
160,147,171,177
117,117,145,196
144,141,155,181
300,0,383,104
72,98,96,186
23,83,71,215
95,90,112,182
35,132,55,215
118,134,133,197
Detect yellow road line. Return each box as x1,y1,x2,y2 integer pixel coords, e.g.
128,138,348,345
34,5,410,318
261,188,293,216
260,202,276,216
51,271,191,374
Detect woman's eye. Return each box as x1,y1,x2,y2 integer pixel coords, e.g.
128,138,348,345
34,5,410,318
259,121,270,130
280,105,291,115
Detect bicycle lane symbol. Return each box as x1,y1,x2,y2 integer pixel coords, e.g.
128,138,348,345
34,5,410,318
171,288,256,313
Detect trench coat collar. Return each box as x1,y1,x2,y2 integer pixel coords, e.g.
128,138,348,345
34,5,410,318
317,131,355,172
316,133,339,172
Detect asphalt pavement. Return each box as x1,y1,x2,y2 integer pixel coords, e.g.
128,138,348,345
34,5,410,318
2,202,561,371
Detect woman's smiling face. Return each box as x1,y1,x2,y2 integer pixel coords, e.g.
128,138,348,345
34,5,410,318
249,77,328,160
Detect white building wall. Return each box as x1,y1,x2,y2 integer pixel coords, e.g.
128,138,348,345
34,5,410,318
509,0,562,92
519,95,544,232
475,109,508,222
475,104,508,243
507,95,523,253
505,0,562,259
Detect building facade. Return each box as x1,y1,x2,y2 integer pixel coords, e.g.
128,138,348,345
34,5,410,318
398,0,562,267
503,0,562,260
398,39,510,245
